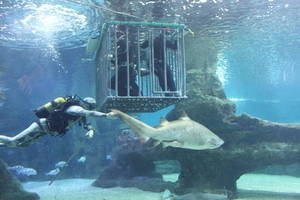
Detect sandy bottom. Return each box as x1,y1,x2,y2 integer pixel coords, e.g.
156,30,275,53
23,179,161,200
237,174,300,200
23,174,300,200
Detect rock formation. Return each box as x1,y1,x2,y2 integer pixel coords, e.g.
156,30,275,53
93,129,176,192
0,158,39,200
99,1,300,198
93,32,300,197
162,35,300,197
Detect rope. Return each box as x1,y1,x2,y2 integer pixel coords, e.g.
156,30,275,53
48,151,78,186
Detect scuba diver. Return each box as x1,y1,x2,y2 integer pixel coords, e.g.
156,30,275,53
0,95,110,147
141,28,177,93
110,25,142,96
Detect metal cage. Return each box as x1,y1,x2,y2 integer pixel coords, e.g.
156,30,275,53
95,21,187,112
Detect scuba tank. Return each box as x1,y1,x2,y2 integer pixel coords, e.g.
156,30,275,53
35,97,67,118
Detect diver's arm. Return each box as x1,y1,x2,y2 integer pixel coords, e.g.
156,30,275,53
65,105,107,118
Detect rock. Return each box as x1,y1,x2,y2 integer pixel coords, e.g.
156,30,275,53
92,152,176,192
154,160,181,175
0,158,39,200
93,129,176,192
94,176,176,192
162,35,300,197
92,26,300,198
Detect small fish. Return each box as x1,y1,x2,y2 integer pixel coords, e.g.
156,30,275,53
55,161,68,168
106,154,112,160
77,156,86,163
18,168,37,176
7,165,24,171
45,168,60,176
0,87,8,101
7,165,37,176
0,91,5,100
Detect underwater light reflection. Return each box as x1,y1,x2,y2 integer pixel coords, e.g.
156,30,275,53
21,4,88,35
0,0,101,49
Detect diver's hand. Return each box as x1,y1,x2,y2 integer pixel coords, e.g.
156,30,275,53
105,112,118,119
85,129,95,138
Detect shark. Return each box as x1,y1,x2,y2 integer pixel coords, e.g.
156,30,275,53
109,109,224,150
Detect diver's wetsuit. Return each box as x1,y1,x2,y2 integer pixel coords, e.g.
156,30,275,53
110,30,141,96
0,97,107,147
110,66,140,96
45,99,85,135
141,33,177,92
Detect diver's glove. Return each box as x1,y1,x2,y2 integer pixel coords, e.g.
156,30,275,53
85,129,95,138
106,112,118,119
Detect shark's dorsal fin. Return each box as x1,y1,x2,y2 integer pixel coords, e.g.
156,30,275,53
179,111,190,120
159,117,169,126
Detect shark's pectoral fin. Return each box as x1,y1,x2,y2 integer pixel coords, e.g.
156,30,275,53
147,140,161,150
162,140,184,148
138,135,150,143
152,140,161,148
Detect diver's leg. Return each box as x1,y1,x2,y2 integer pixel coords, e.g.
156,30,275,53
155,64,167,91
110,75,116,90
118,68,130,96
130,81,140,96
166,65,176,91
0,119,48,147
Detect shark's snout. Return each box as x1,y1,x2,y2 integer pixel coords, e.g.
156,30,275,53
208,138,224,149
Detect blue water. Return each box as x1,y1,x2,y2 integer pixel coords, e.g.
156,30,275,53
0,0,300,199
216,1,300,123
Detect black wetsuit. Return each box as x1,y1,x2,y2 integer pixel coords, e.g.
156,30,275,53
141,33,177,92
40,97,92,136
45,99,84,135
110,35,140,96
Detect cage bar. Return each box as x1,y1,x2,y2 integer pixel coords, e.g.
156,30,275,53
95,21,187,112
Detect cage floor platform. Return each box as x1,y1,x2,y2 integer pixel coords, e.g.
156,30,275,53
100,96,187,113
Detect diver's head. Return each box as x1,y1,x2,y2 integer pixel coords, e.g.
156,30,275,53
83,97,96,110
